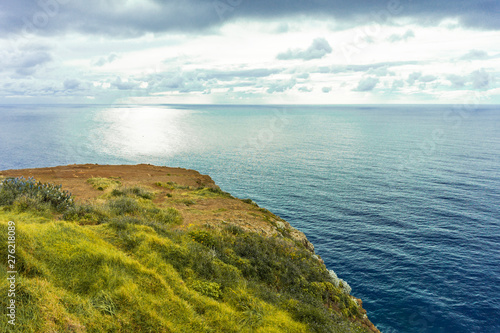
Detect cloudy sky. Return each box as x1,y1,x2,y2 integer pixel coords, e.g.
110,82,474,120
1,0,499,104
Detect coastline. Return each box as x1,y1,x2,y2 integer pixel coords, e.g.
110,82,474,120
0,164,380,332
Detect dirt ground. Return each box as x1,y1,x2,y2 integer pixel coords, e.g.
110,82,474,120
0,164,310,243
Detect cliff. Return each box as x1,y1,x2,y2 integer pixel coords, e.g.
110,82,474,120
0,164,380,333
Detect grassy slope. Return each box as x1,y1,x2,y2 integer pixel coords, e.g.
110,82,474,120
0,168,378,333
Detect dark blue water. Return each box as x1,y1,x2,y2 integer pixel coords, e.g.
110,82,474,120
1,104,499,333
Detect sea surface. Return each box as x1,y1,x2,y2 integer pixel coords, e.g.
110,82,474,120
0,104,499,333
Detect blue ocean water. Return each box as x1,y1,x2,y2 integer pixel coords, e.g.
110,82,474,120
0,104,499,333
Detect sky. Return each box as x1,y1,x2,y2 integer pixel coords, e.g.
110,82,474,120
0,0,499,104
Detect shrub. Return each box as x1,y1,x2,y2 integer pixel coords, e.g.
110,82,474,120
111,187,154,200
0,177,73,212
241,198,259,207
147,207,182,225
63,204,110,225
108,197,141,215
189,230,217,247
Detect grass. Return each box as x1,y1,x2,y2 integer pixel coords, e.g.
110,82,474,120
87,177,121,191
0,178,372,333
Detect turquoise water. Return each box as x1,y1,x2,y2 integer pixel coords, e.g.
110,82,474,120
1,104,499,332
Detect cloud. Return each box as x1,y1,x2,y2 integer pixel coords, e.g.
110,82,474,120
460,49,489,60
201,68,281,81
93,53,119,67
392,79,405,90
419,75,437,83
6,50,53,76
266,79,296,93
1,0,498,38
112,77,140,90
63,79,80,90
298,86,313,92
470,69,491,89
277,38,332,61
367,66,393,77
353,77,379,91
407,72,422,85
387,29,415,42
446,74,467,88
322,86,332,93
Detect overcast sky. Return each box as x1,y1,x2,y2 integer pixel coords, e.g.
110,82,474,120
1,0,499,104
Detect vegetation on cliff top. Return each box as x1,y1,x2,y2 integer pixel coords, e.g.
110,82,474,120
0,176,372,333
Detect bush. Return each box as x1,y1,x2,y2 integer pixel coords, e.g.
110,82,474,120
0,177,73,212
241,198,259,207
147,207,182,225
108,197,141,215
111,187,154,200
63,204,110,225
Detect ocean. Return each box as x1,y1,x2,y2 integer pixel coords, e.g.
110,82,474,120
0,104,499,333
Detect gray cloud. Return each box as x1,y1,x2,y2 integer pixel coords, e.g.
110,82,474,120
322,86,332,93
93,53,119,67
1,0,498,38
407,72,422,85
315,61,419,75
419,75,437,83
277,38,332,61
63,78,80,90
298,86,313,92
5,49,53,76
201,68,282,81
387,29,415,42
112,77,140,90
391,79,405,90
353,77,379,91
266,79,296,93
470,69,491,89
446,74,467,87
460,49,489,60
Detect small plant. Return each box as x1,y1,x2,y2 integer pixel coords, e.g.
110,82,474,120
91,291,117,316
190,280,222,299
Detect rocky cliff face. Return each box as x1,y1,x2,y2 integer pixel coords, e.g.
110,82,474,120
0,164,380,333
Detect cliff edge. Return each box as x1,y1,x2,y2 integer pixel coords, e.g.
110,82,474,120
0,164,380,333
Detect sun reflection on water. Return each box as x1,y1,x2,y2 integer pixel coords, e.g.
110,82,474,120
91,106,194,158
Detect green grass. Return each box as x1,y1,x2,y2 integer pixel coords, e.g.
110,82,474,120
0,179,371,333
87,177,122,191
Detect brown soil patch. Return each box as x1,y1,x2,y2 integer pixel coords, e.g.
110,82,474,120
0,164,308,243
